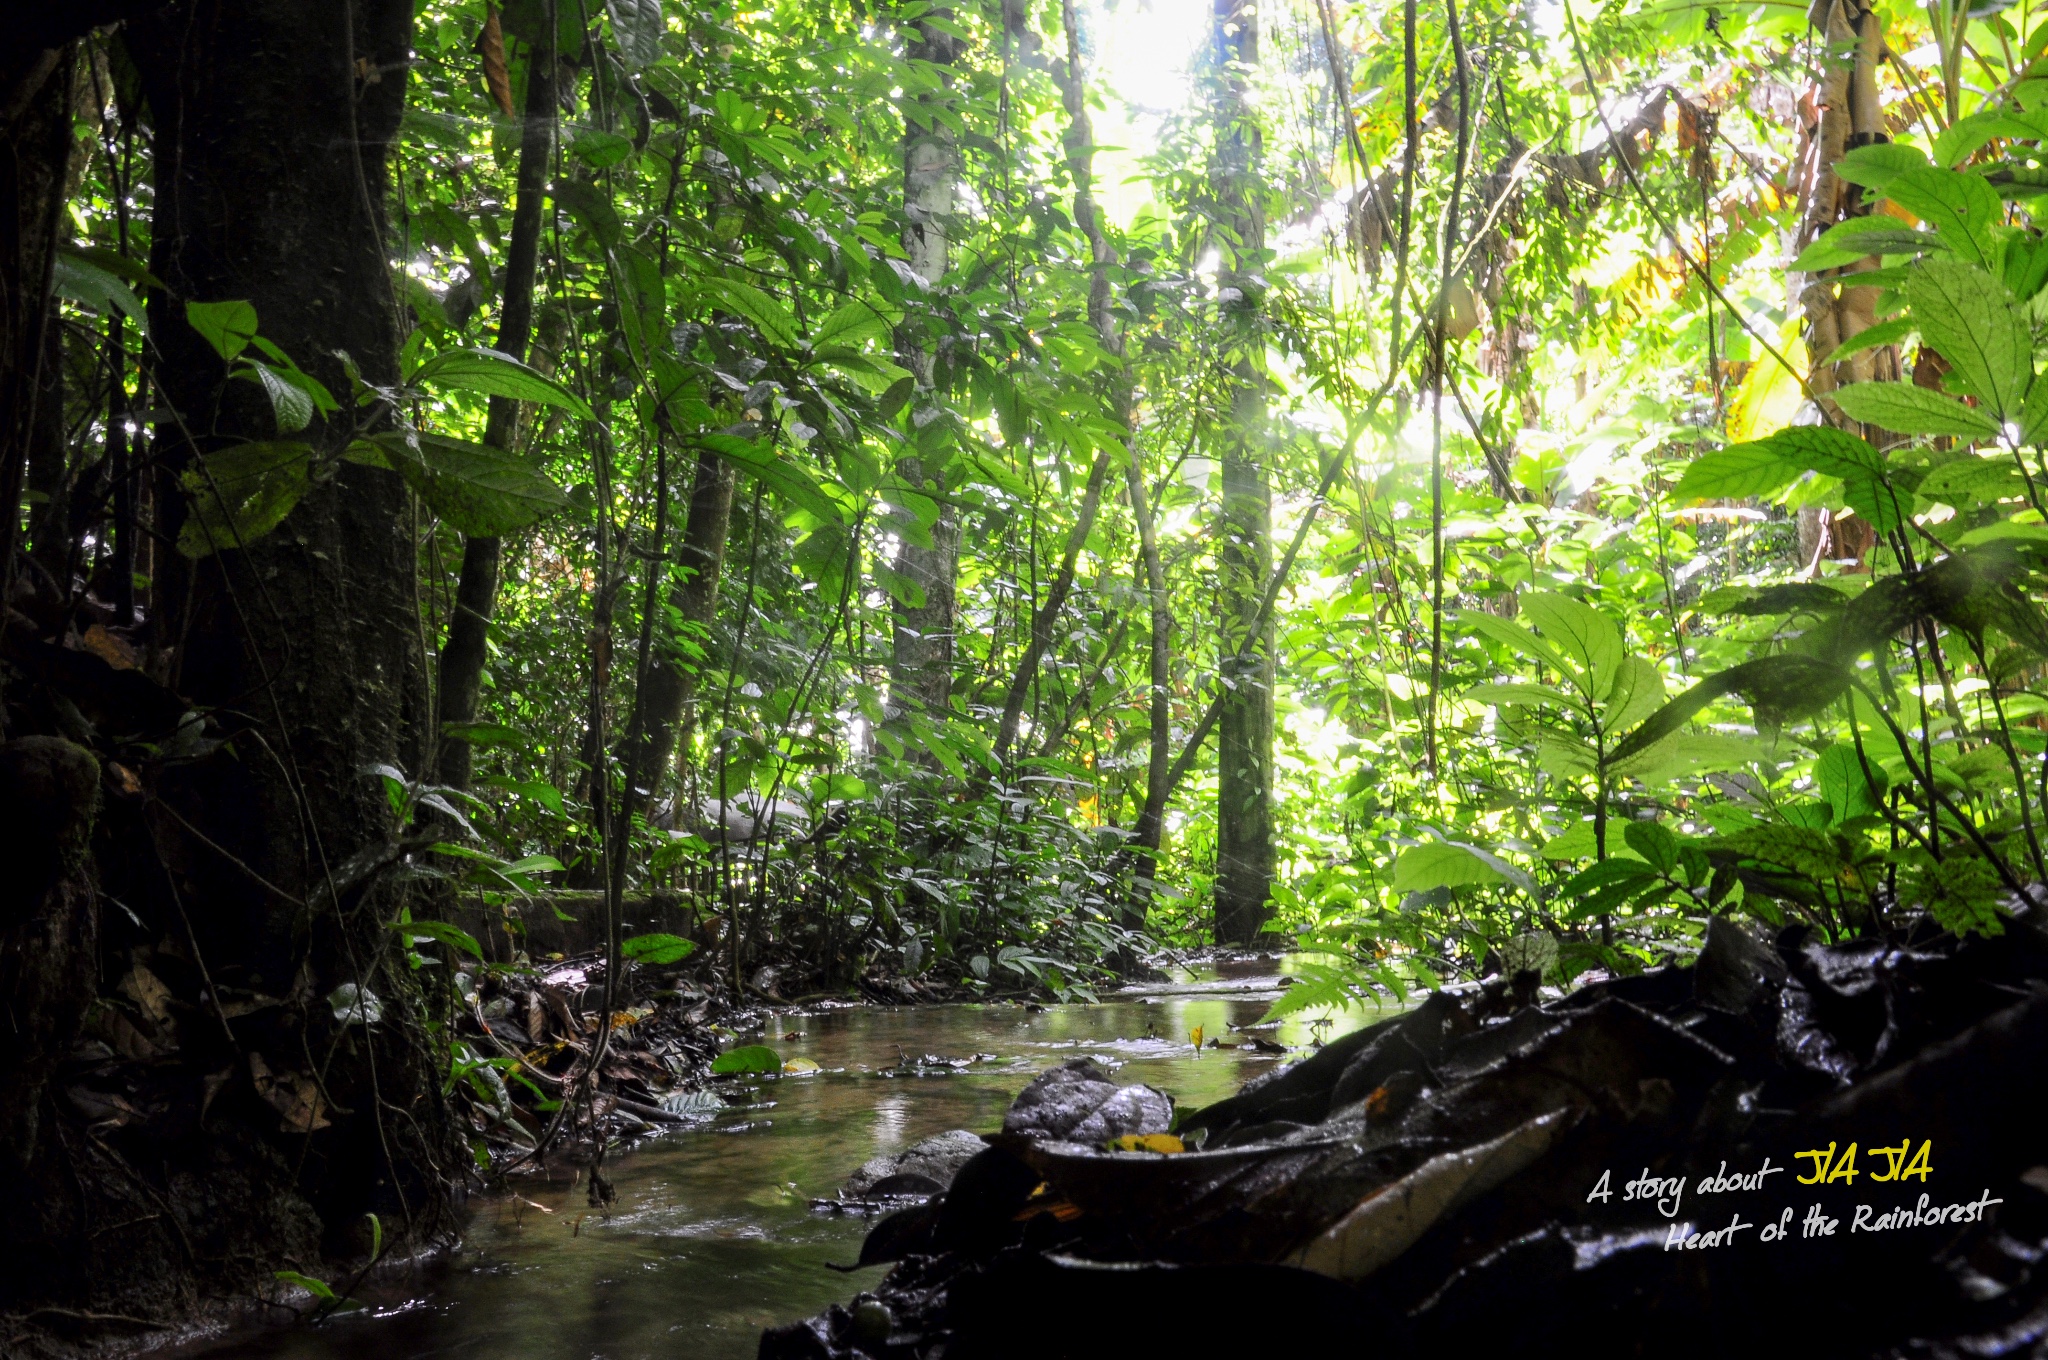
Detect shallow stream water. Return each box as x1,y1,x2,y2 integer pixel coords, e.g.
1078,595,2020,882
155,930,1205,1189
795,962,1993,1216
173,958,1382,1360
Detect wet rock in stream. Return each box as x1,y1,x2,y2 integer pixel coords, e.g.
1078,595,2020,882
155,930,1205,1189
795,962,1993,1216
762,916,2048,1359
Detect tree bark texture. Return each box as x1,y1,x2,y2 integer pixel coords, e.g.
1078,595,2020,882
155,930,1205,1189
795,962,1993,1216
618,446,734,819
434,13,557,789
889,12,962,726
0,44,76,638
124,0,457,1258
1798,0,1891,402
1210,0,1275,946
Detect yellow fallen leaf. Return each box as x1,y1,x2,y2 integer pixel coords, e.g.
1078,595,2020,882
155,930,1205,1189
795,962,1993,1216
1189,1025,1204,1050
1109,1133,1184,1154
782,1057,820,1074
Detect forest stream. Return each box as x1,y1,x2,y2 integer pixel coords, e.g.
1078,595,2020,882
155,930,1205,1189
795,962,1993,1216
167,958,1374,1360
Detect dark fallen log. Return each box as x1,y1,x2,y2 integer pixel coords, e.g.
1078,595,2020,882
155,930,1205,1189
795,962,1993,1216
763,915,2048,1359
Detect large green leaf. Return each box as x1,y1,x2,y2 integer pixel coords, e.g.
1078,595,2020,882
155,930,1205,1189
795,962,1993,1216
1905,259,2033,420
1391,842,1505,892
1790,218,1944,272
711,1044,783,1075
1833,142,1930,194
700,433,844,523
1917,453,2028,506
1604,655,1668,733
606,0,664,68
1464,681,1576,709
621,932,696,965
1669,440,1809,502
609,243,667,364
1519,592,1622,697
177,440,314,558
697,276,801,349
1604,654,1851,767
1885,167,2002,264
186,299,259,361
811,299,896,350
372,432,571,535
411,347,596,420
1816,744,1889,824
1830,381,1999,439
1457,610,1570,677
55,248,147,326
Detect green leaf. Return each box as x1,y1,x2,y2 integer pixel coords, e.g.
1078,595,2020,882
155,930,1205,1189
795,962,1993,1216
1790,218,1945,272
1604,656,1669,734
1712,825,1850,883
1464,682,1575,709
1833,142,1930,194
396,918,483,959
275,1270,339,1303
1622,820,1679,874
1918,453,2029,505
811,299,896,350
240,361,317,434
570,129,635,168
696,277,801,350
1830,381,2000,438
177,440,314,558
54,248,147,326
374,432,571,536
1817,316,1915,366
1519,591,1622,696
1885,167,2002,264
1902,855,2006,936
700,434,843,524
441,720,533,748
710,1044,783,1074
1816,744,1889,825
1391,842,1506,892
608,243,667,364
1669,440,1808,502
620,932,697,965
1457,610,1570,677
606,0,665,69
1606,654,1852,766
411,347,596,420
1905,259,2033,420
186,299,259,361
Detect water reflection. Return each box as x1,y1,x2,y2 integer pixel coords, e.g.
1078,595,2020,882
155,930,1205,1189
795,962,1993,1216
172,956,1394,1360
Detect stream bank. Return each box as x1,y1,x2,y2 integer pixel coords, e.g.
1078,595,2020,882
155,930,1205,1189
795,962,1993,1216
162,957,1359,1360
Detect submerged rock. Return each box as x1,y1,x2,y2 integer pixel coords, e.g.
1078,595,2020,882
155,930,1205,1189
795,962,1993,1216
844,1128,988,1198
999,1058,1173,1144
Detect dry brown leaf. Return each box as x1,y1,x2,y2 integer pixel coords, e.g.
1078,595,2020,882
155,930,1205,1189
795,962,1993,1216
119,963,177,1030
1286,1108,1571,1281
479,7,515,119
80,624,141,670
249,1052,332,1133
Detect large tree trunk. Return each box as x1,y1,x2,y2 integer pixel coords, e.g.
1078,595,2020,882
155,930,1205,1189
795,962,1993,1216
435,12,557,789
0,43,76,626
889,12,962,728
127,0,457,1257
1210,0,1275,946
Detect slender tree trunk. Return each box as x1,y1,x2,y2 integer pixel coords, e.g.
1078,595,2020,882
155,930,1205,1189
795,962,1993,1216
889,11,962,728
122,0,457,1271
1125,447,1171,913
1210,0,1274,947
617,447,734,819
434,11,557,788
990,450,1111,766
